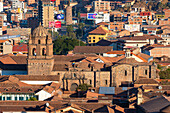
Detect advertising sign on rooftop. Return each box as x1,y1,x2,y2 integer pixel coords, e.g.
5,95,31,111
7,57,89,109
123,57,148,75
55,14,64,20
55,21,61,28
87,13,98,20
49,21,61,28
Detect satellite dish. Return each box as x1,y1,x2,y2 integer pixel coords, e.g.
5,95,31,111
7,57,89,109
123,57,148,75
158,86,162,89
46,103,49,107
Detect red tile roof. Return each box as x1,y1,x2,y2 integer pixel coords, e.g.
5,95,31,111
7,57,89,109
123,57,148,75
106,51,125,55
73,46,113,54
89,26,109,35
12,44,28,52
119,35,163,41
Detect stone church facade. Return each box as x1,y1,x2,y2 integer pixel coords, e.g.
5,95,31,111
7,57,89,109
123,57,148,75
28,24,157,91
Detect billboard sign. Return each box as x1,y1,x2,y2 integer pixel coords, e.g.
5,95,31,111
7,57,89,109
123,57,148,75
55,21,61,28
49,21,61,28
125,24,140,32
87,13,98,20
55,14,64,20
49,21,55,28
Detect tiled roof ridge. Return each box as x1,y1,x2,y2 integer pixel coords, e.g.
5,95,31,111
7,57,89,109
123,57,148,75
132,53,148,62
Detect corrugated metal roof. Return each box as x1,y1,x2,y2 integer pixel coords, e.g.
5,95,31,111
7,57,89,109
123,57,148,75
99,87,115,94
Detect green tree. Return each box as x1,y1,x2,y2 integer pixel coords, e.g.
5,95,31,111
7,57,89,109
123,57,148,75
76,23,85,38
159,68,170,79
27,97,38,101
77,84,91,91
66,25,76,38
77,11,81,24
53,37,85,55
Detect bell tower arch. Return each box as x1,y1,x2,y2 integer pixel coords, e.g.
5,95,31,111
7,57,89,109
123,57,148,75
27,23,54,75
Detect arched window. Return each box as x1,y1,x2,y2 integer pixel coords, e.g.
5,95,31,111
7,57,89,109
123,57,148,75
105,80,107,85
32,48,36,56
46,36,48,44
90,80,92,85
125,70,127,76
38,40,40,44
145,70,147,75
42,48,46,56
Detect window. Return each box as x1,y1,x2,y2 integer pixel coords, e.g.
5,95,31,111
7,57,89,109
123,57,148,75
19,97,24,101
73,73,76,77
89,40,91,42
105,80,107,85
7,96,11,100
38,40,40,44
15,96,18,100
93,40,95,42
3,97,5,100
145,70,147,75
125,70,127,76
26,97,29,100
42,48,46,56
90,80,92,85
89,37,91,39
93,37,95,39
0,96,2,100
32,48,36,56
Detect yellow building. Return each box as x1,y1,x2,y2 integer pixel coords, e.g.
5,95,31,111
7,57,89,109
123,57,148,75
155,13,165,19
88,26,113,46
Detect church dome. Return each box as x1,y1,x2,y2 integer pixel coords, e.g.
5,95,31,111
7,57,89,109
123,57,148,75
32,23,48,37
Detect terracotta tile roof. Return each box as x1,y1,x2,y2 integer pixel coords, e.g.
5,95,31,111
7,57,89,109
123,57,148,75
119,35,163,41
103,55,125,63
0,39,8,43
42,85,54,94
117,58,139,64
97,22,109,26
137,53,152,61
0,55,27,64
0,55,17,64
10,56,27,64
12,44,28,52
96,39,113,46
143,44,170,51
49,82,60,90
13,75,60,81
135,78,159,84
140,96,170,113
53,55,86,63
89,26,109,35
132,53,148,62
147,28,157,30
106,51,125,54
53,64,68,71
73,46,113,54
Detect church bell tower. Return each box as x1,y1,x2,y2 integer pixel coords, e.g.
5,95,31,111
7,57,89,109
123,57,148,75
27,23,54,75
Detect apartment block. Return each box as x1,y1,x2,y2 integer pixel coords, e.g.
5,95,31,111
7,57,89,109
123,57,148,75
38,0,54,28
93,0,110,12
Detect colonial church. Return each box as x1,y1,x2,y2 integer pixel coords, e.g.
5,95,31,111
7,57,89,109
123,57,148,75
0,24,157,91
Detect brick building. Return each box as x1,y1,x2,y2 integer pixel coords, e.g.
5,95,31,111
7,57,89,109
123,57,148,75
110,22,124,31
142,44,170,57
159,18,170,25
128,16,143,25
92,0,110,12
164,9,170,18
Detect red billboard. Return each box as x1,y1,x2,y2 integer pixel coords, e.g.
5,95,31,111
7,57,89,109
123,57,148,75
49,21,55,28
55,21,61,28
